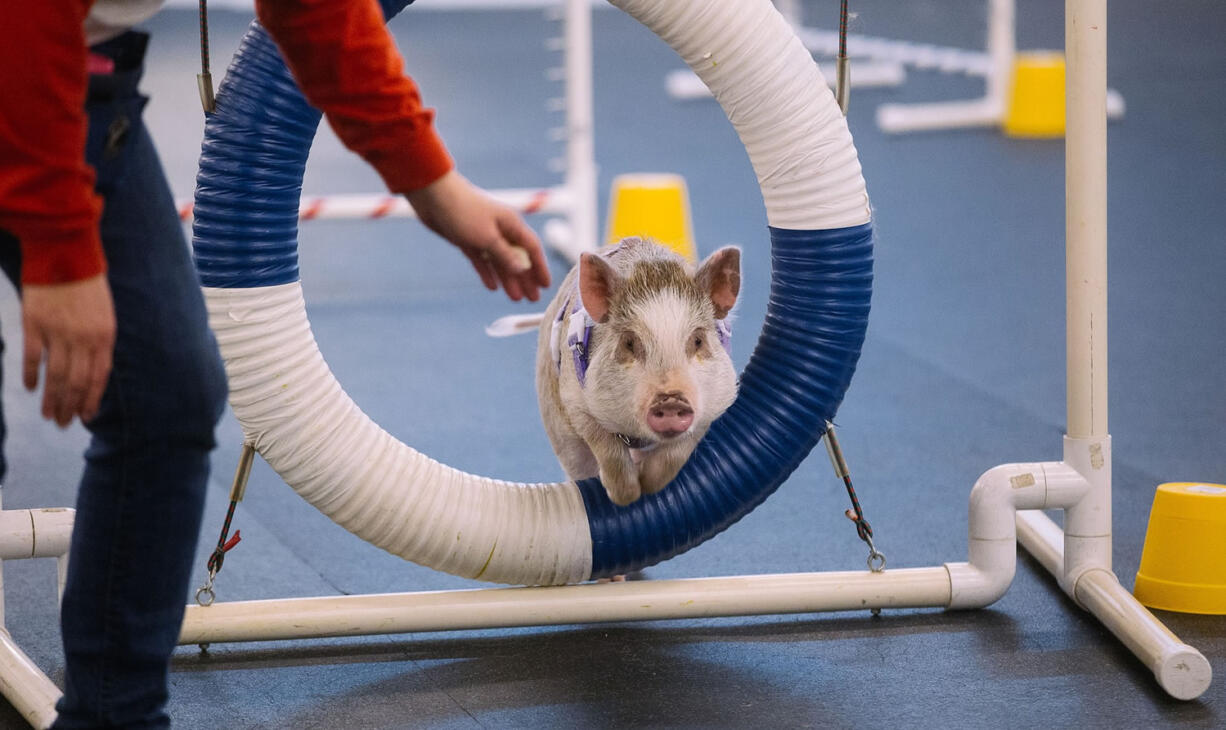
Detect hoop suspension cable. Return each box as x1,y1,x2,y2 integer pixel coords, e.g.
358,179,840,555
197,0,216,112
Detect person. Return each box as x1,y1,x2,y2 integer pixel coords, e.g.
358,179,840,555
0,0,551,726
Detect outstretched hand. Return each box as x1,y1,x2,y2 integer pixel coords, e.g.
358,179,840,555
406,170,552,302
22,274,116,427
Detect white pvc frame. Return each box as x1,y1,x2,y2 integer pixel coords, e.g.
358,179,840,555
671,0,1129,134
874,0,1125,133
175,0,600,264
0,2,1213,727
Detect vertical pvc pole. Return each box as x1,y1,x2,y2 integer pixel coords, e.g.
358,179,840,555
1061,0,1112,587
985,0,1017,107
1065,0,1108,441
564,0,598,255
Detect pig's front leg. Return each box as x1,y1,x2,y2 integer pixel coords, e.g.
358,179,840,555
586,432,642,505
637,441,691,495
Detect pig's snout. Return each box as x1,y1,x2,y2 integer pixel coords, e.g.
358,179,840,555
646,392,695,438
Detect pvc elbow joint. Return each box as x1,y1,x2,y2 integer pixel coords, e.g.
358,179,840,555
946,462,1088,609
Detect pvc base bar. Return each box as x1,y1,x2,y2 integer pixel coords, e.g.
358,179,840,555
180,568,954,645
0,631,59,730
1018,510,1213,701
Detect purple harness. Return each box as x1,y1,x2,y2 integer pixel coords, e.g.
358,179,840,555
551,251,733,388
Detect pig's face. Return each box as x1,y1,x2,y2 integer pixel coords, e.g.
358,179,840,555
578,244,740,452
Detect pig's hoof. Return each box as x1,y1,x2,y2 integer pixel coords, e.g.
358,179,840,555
605,488,641,506
603,481,641,506
639,460,683,495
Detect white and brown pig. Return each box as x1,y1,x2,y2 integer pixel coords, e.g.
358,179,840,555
536,237,740,505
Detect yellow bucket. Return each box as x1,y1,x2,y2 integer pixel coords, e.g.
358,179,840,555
604,173,697,263
1003,51,1067,138
1133,482,1226,614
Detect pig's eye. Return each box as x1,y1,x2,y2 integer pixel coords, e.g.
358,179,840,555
689,330,707,356
621,334,639,357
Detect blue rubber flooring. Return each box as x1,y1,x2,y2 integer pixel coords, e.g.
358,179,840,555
1,2,1223,728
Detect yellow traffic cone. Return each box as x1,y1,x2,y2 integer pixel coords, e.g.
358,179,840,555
1003,51,1066,138
605,173,697,263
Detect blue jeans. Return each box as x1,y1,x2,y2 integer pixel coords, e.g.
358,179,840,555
0,31,228,728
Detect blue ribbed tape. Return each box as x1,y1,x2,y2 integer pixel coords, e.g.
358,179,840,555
579,223,873,578
192,0,414,287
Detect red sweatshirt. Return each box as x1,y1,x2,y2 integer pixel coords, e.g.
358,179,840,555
0,0,453,287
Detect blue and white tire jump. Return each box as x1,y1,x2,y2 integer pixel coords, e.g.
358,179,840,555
192,0,873,584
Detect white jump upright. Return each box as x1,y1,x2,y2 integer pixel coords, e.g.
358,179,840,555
546,0,599,262
1014,0,1211,700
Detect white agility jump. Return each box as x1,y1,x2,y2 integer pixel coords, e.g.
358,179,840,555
0,2,1212,728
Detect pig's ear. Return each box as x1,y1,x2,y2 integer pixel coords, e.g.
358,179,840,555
695,246,741,319
579,253,621,323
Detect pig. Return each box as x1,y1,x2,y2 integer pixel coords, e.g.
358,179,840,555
536,236,741,505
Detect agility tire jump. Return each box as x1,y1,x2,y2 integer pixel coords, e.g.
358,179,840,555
191,0,873,584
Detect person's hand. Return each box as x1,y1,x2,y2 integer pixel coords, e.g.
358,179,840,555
406,170,551,302
22,274,116,427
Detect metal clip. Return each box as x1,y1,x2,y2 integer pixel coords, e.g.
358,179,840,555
865,535,886,573
197,72,216,114
835,56,851,116
823,422,850,480
195,570,217,607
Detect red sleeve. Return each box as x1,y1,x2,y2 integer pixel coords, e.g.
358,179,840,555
0,0,107,286
255,0,454,194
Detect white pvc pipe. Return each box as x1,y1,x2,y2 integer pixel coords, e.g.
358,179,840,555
0,503,72,727
1065,0,1109,440
1076,570,1213,701
945,460,1088,608
1060,435,1112,596
1015,509,1063,575
561,0,599,260
180,568,953,644
984,0,1016,105
176,187,572,224
1016,510,1213,700
0,631,59,730
0,508,75,562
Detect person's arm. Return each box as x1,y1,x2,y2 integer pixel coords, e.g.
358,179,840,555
255,0,453,193
256,0,550,301
0,0,116,427
0,0,107,284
